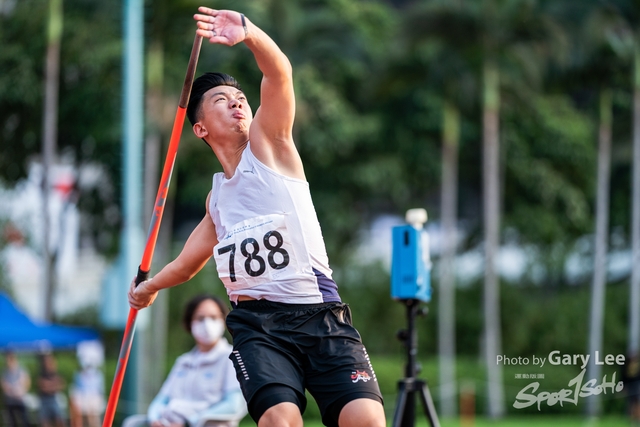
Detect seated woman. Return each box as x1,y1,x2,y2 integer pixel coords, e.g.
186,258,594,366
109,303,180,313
128,294,246,427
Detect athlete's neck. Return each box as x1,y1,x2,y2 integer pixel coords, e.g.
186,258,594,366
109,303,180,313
210,139,248,179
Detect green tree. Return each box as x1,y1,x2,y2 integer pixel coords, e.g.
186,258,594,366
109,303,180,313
609,0,640,361
567,2,632,416
479,0,570,415
0,0,123,257
398,0,479,415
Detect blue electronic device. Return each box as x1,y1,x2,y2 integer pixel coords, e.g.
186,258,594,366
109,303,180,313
390,224,431,302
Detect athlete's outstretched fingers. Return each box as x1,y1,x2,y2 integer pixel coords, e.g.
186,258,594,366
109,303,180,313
196,20,213,30
195,22,214,39
194,13,215,24
197,6,218,16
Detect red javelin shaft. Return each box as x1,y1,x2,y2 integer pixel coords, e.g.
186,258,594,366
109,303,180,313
102,34,203,427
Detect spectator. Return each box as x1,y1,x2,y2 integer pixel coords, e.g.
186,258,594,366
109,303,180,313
1,351,31,426
70,362,104,427
37,352,66,427
125,294,246,427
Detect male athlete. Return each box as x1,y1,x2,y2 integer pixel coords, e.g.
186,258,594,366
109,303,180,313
129,7,386,427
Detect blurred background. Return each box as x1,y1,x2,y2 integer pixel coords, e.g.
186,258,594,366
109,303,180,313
1,0,639,425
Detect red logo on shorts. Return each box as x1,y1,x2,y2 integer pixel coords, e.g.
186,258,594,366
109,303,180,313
351,370,371,383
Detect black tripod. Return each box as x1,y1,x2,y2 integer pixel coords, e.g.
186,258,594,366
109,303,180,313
392,299,440,427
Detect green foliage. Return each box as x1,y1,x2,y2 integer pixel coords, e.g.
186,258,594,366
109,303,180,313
503,94,596,245
0,0,123,256
0,1,47,182
2,0,635,266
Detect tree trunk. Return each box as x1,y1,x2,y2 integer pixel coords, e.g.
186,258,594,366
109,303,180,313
438,99,459,417
482,59,505,419
630,46,640,357
42,0,63,322
586,88,612,417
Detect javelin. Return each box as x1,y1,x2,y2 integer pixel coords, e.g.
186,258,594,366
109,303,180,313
102,33,203,427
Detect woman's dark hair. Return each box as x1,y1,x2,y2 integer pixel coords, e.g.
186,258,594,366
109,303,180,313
187,72,242,126
181,294,230,333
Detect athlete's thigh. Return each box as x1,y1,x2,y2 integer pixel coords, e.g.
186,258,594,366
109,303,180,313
302,304,383,423
338,398,385,427
226,307,306,403
257,401,303,427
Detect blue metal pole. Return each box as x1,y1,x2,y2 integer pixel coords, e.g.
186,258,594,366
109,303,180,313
120,0,144,418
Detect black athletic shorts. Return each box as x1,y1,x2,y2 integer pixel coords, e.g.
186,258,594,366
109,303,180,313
225,300,383,426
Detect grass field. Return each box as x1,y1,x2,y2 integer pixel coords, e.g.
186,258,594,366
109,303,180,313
91,349,635,426
238,416,632,427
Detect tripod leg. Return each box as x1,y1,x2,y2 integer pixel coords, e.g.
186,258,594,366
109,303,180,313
392,382,409,427
401,390,416,427
418,382,441,427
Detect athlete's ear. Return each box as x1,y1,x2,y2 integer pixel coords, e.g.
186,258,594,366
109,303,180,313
193,122,208,139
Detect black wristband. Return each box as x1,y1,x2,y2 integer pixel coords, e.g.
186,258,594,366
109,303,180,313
241,13,248,38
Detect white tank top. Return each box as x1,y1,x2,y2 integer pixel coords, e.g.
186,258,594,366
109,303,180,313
209,144,340,304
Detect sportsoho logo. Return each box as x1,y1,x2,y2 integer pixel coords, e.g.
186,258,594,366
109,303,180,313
499,350,626,410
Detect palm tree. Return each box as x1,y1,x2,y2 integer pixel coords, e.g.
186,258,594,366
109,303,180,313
614,0,640,364
401,1,478,416
587,87,612,418
401,0,567,417
42,0,63,322
481,52,504,418
573,4,633,416
475,1,566,417
438,98,461,418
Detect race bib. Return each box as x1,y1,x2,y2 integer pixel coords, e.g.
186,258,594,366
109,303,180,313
213,214,299,289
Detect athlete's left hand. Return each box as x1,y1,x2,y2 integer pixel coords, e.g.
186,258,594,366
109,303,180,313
194,8,248,46
128,276,158,310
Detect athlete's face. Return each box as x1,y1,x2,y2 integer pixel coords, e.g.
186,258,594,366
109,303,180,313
193,85,253,144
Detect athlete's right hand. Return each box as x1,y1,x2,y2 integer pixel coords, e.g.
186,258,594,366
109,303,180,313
194,7,248,46
128,276,158,310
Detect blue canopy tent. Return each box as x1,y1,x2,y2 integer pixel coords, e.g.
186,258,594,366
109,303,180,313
0,292,99,351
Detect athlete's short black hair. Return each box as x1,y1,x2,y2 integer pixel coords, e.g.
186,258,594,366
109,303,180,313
182,294,230,333
187,72,242,126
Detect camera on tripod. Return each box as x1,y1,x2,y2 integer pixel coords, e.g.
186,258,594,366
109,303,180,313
391,208,432,302
389,208,440,427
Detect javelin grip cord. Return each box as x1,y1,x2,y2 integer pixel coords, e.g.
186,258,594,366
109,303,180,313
135,266,150,286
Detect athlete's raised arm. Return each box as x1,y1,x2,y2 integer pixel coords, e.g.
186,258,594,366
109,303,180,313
193,8,304,180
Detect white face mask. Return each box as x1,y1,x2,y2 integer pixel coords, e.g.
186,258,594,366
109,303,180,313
191,317,225,345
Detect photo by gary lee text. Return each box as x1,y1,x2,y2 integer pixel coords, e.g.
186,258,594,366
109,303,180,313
497,351,625,370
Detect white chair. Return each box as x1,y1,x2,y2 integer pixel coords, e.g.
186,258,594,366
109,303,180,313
121,414,146,427
195,411,246,427
22,391,70,422
121,406,248,427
